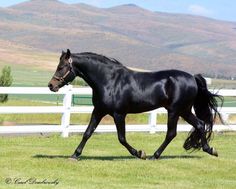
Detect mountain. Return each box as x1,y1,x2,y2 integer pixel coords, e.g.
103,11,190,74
0,0,236,78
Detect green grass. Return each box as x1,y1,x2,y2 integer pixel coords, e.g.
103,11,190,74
0,61,53,87
211,78,236,89
0,132,236,189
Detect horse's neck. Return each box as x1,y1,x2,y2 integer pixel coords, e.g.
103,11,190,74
74,59,108,90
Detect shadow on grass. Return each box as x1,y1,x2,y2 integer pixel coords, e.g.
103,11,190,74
159,155,202,160
33,154,201,161
33,154,135,161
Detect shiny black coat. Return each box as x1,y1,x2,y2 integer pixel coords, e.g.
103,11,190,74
49,50,223,160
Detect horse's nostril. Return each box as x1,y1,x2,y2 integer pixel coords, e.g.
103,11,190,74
48,83,53,88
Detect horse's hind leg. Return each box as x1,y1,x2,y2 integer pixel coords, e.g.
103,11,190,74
182,111,217,156
70,108,105,160
150,111,179,160
113,113,146,159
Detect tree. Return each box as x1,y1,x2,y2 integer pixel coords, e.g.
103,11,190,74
0,66,13,103
71,78,88,86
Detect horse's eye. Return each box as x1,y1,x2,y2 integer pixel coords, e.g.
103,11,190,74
57,64,65,70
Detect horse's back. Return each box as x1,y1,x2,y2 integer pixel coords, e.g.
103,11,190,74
134,69,196,92
142,69,193,80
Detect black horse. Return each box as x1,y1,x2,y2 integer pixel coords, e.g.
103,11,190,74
48,49,223,160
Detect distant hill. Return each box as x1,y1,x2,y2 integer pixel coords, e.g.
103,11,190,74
0,0,236,78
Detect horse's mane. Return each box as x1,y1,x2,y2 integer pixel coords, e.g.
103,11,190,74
75,52,123,66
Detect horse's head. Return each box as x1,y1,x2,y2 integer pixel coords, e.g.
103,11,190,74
48,49,76,92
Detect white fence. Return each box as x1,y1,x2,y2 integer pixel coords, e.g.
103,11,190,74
0,86,236,137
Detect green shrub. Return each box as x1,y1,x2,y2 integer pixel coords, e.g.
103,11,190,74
0,66,13,103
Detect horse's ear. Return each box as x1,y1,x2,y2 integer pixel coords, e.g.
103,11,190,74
65,49,71,59
60,50,66,59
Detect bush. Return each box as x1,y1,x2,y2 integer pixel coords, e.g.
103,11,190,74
71,78,88,86
0,66,13,103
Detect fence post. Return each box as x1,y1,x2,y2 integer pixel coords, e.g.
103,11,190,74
61,85,73,137
149,110,157,134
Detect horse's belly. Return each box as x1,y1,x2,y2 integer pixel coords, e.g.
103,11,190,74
126,98,164,113
127,105,159,114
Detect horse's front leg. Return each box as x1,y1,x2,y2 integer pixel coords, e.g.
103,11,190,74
113,113,146,159
70,108,105,160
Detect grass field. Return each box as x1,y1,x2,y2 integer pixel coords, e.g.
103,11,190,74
0,132,236,189
211,79,236,89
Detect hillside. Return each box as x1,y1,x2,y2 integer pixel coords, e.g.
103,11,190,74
0,39,57,86
0,0,236,78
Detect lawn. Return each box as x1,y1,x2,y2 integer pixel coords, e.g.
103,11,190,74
0,132,236,189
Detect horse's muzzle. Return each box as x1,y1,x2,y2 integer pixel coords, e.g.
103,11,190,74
48,83,59,92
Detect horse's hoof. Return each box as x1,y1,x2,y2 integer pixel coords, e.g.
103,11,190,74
68,154,79,161
68,157,78,161
211,148,218,157
138,150,146,160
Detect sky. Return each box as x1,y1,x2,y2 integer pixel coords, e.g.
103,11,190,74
0,0,235,22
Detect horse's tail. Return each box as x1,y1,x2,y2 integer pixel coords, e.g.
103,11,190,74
183,74,224,151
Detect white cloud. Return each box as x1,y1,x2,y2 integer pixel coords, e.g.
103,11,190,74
188,4,213,17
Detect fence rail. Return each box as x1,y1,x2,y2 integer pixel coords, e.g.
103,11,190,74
0,86,235,137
